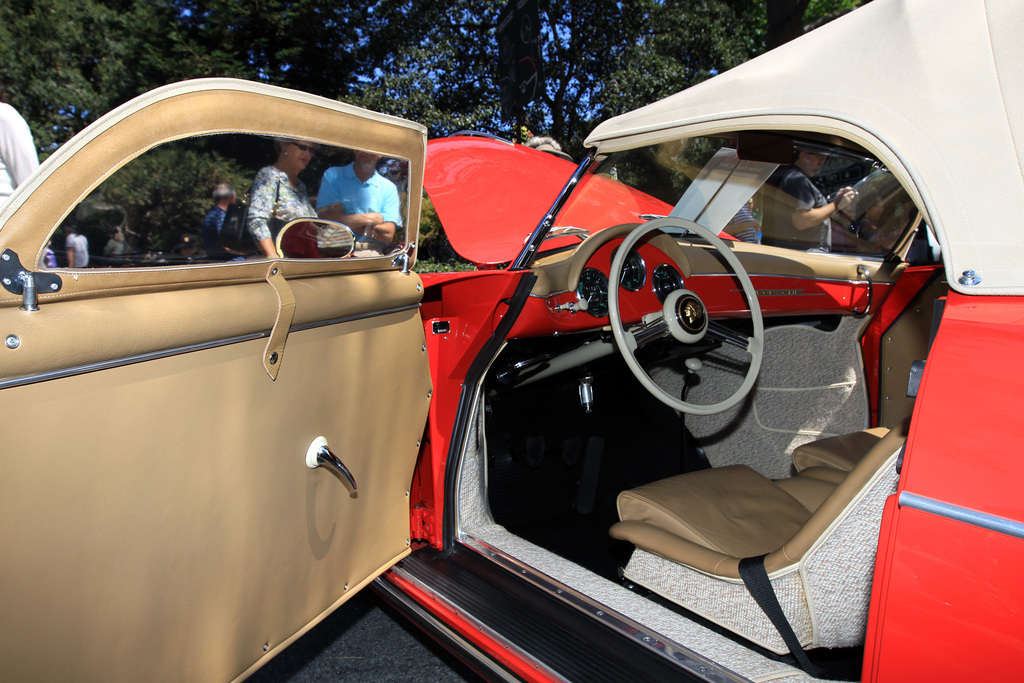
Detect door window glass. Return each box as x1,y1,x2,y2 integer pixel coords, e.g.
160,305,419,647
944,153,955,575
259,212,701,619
47,134,410,268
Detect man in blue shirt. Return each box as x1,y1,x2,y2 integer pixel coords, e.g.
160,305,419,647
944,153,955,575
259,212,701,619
316,151,402,245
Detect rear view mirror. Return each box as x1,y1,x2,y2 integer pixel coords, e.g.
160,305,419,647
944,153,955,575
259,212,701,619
737,133,793,165
276,218,356,259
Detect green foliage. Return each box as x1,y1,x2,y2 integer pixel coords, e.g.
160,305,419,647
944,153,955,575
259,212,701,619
79,140,251,253
806,0,864,24
340,0,768,161
603,1,766,121
0,0,133,154
417,194,472,267
0,0,852,256
345,0,507,135
414,257,477,274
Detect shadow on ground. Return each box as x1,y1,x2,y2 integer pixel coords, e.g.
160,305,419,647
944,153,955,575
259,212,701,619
248,588,482,682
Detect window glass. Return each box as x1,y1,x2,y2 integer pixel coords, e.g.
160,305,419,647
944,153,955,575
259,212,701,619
47,134,410,268
549,134,918,259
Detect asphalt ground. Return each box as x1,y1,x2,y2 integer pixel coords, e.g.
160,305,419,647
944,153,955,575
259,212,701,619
248,588,483,682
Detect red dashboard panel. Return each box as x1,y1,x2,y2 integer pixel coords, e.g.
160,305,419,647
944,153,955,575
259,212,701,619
508,238,876,339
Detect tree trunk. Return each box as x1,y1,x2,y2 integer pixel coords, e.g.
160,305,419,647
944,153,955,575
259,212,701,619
766,0,812,50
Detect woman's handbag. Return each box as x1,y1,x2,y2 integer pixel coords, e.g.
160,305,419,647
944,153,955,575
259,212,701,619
221,178,284,255
267,180,286,237
218,203,255,254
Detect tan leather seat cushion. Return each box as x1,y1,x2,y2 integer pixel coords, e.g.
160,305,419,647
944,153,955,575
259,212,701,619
616,465,812,559
792,427,889,472
775,475,837,512
797,466,846,485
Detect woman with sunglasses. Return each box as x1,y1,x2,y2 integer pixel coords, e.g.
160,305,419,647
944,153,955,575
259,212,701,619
247,138,318,259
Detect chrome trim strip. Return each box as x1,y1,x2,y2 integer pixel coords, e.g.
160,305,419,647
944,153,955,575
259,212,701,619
460,538,749,683
688,270,874,285
532,271,875,300
289,303,419,333
387,563,566,682
373,576,522,683
899,492,1024,540
0,303,420,391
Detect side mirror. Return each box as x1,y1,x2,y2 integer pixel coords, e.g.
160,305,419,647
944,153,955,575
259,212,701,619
275,218,356,259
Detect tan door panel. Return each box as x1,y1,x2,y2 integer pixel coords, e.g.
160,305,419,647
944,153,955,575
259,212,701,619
0,272,431,681
877,271,948,427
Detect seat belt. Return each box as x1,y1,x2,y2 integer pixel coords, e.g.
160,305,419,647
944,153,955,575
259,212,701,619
738,555,823,677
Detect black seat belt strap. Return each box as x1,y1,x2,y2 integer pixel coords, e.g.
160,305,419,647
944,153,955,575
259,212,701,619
738,555,823,677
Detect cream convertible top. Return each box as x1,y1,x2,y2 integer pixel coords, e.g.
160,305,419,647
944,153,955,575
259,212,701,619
587,0,1024,296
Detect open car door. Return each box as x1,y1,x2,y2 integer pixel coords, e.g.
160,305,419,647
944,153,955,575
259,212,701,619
0,80,431,681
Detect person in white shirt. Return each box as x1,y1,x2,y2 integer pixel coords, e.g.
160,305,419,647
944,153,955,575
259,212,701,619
0,81,39,202
65,224,89,268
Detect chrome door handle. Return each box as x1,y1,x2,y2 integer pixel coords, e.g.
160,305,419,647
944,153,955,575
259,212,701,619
305,436,357,492
852,265,873,317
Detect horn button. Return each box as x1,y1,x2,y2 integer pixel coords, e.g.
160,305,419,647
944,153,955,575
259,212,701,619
664,289,709,344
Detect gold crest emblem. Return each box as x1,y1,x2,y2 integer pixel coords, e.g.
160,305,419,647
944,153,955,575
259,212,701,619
677,295,706,332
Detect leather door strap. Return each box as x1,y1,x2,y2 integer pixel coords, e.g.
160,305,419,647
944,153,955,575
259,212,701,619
262,262,296,380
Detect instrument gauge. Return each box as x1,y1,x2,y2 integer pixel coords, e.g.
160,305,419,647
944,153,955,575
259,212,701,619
618,250,647,292
652,264,685,302
576,268,609,317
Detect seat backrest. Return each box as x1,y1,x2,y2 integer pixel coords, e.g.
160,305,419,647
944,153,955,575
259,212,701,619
792,426,890,473
764,417,909,573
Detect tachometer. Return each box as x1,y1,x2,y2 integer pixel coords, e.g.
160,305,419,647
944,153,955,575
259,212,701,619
577,267,609,317
618,250,647,292
652,264,685,302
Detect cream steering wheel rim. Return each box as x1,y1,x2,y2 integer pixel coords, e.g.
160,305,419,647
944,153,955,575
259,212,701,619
607,218,764,415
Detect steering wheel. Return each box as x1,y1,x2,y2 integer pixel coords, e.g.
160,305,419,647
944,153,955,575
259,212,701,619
608,217,764,415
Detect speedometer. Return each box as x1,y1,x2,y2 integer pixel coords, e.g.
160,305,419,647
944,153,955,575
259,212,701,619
652,264,685,302
576,268,609,317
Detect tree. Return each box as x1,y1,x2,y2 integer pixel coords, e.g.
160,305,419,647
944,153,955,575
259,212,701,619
170,0,367,100
604,1,765,122
344,0,766,158
345,0,507,135
0,0,369,157
0,0,139,155
766,0,866,49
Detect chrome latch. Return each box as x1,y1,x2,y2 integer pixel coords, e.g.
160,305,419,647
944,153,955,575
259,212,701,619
392,250,411,274
0,249,62,311
852,265,873,317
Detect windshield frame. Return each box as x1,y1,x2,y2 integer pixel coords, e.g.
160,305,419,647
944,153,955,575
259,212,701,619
510,131,922,271
510,150,597,271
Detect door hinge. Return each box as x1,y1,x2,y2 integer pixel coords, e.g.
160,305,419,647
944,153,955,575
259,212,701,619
410,503,436,541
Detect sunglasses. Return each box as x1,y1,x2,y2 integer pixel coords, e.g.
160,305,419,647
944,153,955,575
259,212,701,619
290,142,318,153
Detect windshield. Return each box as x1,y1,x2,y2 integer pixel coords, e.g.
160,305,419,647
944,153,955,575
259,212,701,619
546,134,917,259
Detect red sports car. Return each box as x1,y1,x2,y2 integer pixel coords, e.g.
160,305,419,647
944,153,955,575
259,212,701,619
0,0,1019,681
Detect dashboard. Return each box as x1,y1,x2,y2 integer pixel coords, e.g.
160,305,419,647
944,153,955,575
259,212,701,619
504,223,878,340
507,224,697,338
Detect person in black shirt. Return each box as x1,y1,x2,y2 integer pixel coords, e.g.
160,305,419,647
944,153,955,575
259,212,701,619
762,150,855,251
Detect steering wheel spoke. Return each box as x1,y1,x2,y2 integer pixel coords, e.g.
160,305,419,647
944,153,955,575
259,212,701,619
706,320,754,352
628,314,671,350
